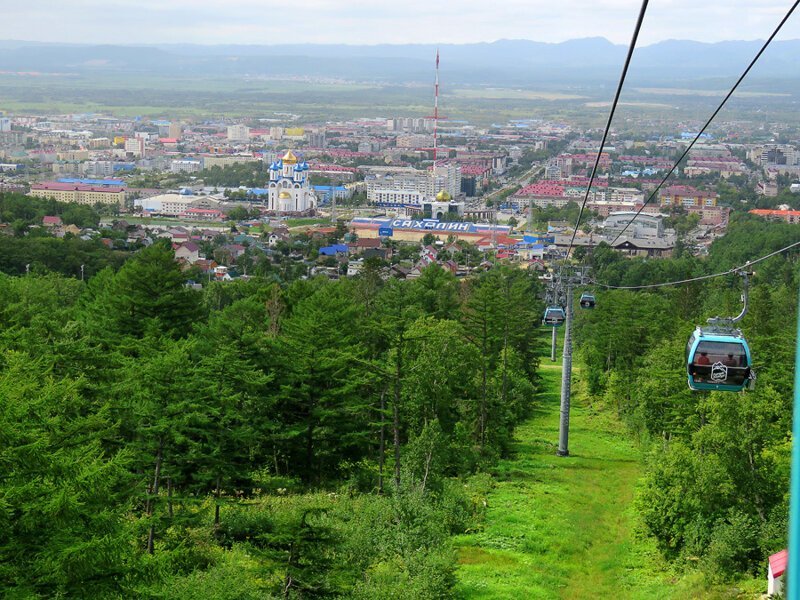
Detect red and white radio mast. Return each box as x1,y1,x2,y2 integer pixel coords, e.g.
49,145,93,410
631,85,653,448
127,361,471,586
433,48,440,169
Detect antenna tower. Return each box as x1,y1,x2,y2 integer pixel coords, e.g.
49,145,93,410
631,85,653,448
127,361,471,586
433,48,440,169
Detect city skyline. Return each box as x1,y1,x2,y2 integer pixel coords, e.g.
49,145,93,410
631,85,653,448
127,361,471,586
7,0,800,46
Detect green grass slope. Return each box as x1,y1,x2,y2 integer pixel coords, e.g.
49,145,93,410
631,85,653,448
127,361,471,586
453,365,679,599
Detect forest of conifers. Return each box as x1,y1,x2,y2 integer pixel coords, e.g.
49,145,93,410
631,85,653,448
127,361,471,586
1,205,798,597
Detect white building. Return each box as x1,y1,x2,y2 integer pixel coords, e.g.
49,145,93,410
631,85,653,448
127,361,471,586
0,118,11,132
227,124,251,142
749,144,799,166
603,211,665,239
365,163,461,206
83,161,115,177
266,150,317,213
171,159,202,174
202,154,260,169
396,134,434,148
386,117,434,133
606,187,645,203
135,193,193,216
124,137,145,158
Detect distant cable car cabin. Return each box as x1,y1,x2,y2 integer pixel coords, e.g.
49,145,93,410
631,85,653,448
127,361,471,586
579,293,596,309
542,306,566,327
686,327,753,392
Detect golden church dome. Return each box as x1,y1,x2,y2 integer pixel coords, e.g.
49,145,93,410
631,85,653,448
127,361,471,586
436,190,452,201
282,150,298,164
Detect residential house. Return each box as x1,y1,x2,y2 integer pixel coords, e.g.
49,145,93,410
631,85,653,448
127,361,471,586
419,245,438,266
175,241,202,264
347,238,383,256
168,227,190,242
193,258,219,274
441,260,458,275
268,231,290,247
347,259,364,277
362,247,389,261
54,224,81,238
42,216,62,228
390,265,411,279
223,244,247,260
319,244,349,257
768,549,786,597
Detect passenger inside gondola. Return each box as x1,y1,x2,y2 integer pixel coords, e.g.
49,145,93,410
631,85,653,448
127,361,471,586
723,354,740,367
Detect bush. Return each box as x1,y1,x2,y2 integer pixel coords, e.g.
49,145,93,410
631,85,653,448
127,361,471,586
702,511,762,582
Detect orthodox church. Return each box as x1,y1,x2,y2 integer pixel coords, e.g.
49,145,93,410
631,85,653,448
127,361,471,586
267,150,317,213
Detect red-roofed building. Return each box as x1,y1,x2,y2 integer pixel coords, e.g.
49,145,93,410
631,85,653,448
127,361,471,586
750,208,800,224
42,216,62,227
768,549,787,596
564,177,609,187
517,182,565,197
29,182,126,206
460,164,491,177
514,182,569,208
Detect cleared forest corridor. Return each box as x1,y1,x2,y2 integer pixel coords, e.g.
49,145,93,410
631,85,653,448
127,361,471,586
454,365,673,599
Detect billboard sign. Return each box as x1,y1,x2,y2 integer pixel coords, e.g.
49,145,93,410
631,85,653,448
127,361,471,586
378,227,393,237
350,217,512,236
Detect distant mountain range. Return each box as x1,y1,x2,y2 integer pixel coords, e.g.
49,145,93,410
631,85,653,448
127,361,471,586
1,38,799,88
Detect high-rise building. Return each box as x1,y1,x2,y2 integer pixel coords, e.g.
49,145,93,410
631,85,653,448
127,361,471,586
749,144,799,166
124,137,145,158
0,118,11,132
83,161,115,177
386,117,434,133
168,122,183,140
227,124,251,142
307,131,326,148
365,163,461,206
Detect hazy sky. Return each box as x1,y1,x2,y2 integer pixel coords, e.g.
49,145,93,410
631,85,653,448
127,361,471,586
7,0,800,46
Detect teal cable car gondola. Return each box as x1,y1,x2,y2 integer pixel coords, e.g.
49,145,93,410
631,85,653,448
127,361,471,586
686,327,753,392
686,269,755,392
579,293,596,309
542,306,566,327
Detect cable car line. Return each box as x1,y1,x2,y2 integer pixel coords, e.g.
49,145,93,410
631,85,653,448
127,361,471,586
565,0,650,259
609,0,800,245
590,238,800,290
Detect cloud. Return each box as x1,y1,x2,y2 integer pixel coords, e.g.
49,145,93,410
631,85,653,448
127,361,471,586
6,0,800,45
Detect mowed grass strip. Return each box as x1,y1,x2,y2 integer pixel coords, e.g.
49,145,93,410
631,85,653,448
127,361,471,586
453,366,674,599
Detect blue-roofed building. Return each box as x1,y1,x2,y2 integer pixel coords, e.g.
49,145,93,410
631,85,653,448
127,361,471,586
313,185,352,205
681,132,713,140
57,177,126,187
319,244,348,256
